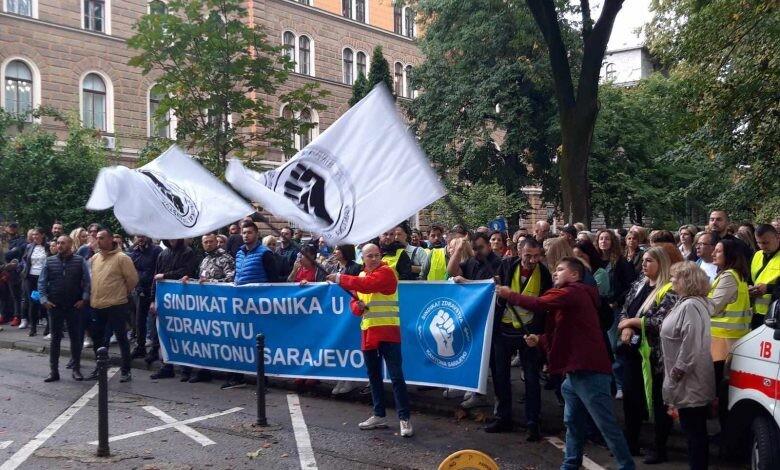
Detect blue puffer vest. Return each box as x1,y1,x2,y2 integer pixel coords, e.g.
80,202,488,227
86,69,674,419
235,243,270,285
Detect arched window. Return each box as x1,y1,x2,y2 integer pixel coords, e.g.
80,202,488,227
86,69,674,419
605,63,616,81
299,108,312,149
5,0,35,17
148,84,170,138
356,51,367,78
283,31,296,64
82,73,107,131
298,35,311,76
343,48,354,85
394,62,403,96
148,0,166,15
3,60,33,117
404,64,413,98
281,105,319,154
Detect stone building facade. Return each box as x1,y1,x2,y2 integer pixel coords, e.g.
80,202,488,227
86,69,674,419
0,0,422,165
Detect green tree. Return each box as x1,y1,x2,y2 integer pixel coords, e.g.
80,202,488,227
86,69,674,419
0,110,113,230
348,73,370,107
128,0,328,175
406,0,556,225
367,46,394,98
647,0,780,221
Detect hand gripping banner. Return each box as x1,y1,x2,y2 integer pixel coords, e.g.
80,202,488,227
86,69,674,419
156,280,496,393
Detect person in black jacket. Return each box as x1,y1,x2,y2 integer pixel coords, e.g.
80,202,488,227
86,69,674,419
38,236,90,382
128,235,162,359
147,239,198,377
486,237,552,441
20,227,50,335
379,230,414,280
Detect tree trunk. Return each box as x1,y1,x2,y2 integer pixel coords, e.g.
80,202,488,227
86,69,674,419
560,104,596,228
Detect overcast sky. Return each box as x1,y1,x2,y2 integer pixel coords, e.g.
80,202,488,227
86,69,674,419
593,0,653,49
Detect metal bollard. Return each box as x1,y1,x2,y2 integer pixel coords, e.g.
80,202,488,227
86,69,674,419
256,333,267,426
96,346,110,457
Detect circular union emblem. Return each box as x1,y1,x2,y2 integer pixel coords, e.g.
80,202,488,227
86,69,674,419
272,146,356,243
138,169,199,228
416,297,473,369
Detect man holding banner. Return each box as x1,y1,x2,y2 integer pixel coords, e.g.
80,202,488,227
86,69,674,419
326,243,413,438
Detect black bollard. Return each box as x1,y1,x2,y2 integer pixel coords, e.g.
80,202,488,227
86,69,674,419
256,333,267,426
96,346,110,457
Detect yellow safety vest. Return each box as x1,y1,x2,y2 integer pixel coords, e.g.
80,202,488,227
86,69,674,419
426,248,448,281
655,282,674,306
709,269,752,339
751,250,780,315
356,270,400,331
382,248,405,276
502,265,541,328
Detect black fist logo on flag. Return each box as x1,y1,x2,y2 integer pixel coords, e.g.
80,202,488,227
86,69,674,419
283,162,334,226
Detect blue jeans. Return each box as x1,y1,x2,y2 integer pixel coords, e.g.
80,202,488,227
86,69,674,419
363,342,410,421
561,372,634,470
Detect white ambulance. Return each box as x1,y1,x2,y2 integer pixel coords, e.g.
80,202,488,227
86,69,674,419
725,300,780,470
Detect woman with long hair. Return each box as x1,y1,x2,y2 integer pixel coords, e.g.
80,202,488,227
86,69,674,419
678,225,698,261
70,227,88,252
662,262,714,470
616,247,677,461
20,227,50,336
545,237,574,273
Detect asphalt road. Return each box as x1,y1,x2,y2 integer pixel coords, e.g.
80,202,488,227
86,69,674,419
0,348,746,469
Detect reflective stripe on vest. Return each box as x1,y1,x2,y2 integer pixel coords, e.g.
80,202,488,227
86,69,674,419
427,248,448,281
751,250,780,315
383,248,405,277
356,270,400,331
709,269,752,339
502,264,541,327
655,282,674,306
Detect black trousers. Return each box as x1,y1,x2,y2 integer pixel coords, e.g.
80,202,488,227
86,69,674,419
490,332,525,423
134,292,152,349
92,303,131,373
24,274,41,330
651,371,673,452
620,350,646,453
49,305,82,370
679,405,709,470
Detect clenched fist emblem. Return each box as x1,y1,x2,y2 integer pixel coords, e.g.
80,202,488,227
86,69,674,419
283,163,334,225
429,310,456,357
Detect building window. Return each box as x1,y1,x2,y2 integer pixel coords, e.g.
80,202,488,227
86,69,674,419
394,62,403,96
343,48,354,85
341,0,351,19
5,0,34,17
148,84,170,138
282,31,314,76
148,0,166,15
283,31,296,64
605,62,616,81
393,5,402,34
296,0,310,5
356,51,367,78
404,7,415,38
3,60,33,118
83,0,106,32
342,0,366,23
404,65,413,98
355,0,365,23
82,73,107,131
281,105,319,153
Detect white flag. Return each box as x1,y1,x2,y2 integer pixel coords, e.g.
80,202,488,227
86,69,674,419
226,85,445,244
86,145,254,238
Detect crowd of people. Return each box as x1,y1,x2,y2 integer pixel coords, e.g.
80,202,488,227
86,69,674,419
0,211,779,468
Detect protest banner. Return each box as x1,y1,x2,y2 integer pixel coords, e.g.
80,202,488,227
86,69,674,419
156,280,495,392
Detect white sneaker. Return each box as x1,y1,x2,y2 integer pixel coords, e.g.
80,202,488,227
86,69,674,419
615,389,624,400
358,415,388,430
83,337,93,348
510,354,521,367
110,335,117,344
400,419,414,437
442,388,465,399
460,393,488,409
18,319,28,329
43,334,51,340
332,381,345,395
145,338,152,347
336,381,360,394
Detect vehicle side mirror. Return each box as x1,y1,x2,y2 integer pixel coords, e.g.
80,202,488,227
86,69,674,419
774,329,780,341
765,300,780,329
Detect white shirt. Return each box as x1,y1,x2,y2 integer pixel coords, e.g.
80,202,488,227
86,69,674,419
29,245,47,276
698,260,718,283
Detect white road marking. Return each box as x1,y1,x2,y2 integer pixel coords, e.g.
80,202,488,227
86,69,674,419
287,394,318,470
88,407,243,444
0,442,12,450
0,367,119,470
143,406,215,446
546,436,607,470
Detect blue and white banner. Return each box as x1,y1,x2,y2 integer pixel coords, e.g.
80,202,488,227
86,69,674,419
156,280,495,392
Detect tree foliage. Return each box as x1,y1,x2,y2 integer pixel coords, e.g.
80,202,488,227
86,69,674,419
350,45,393,105
128,0,328,175
0,109,115,231
405,0,556,225
647,0,780,221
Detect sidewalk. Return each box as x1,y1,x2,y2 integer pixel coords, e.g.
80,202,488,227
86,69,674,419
0,323,564,434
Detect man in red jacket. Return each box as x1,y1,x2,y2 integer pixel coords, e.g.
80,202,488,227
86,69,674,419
326,243,413,437
497,257,634,470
